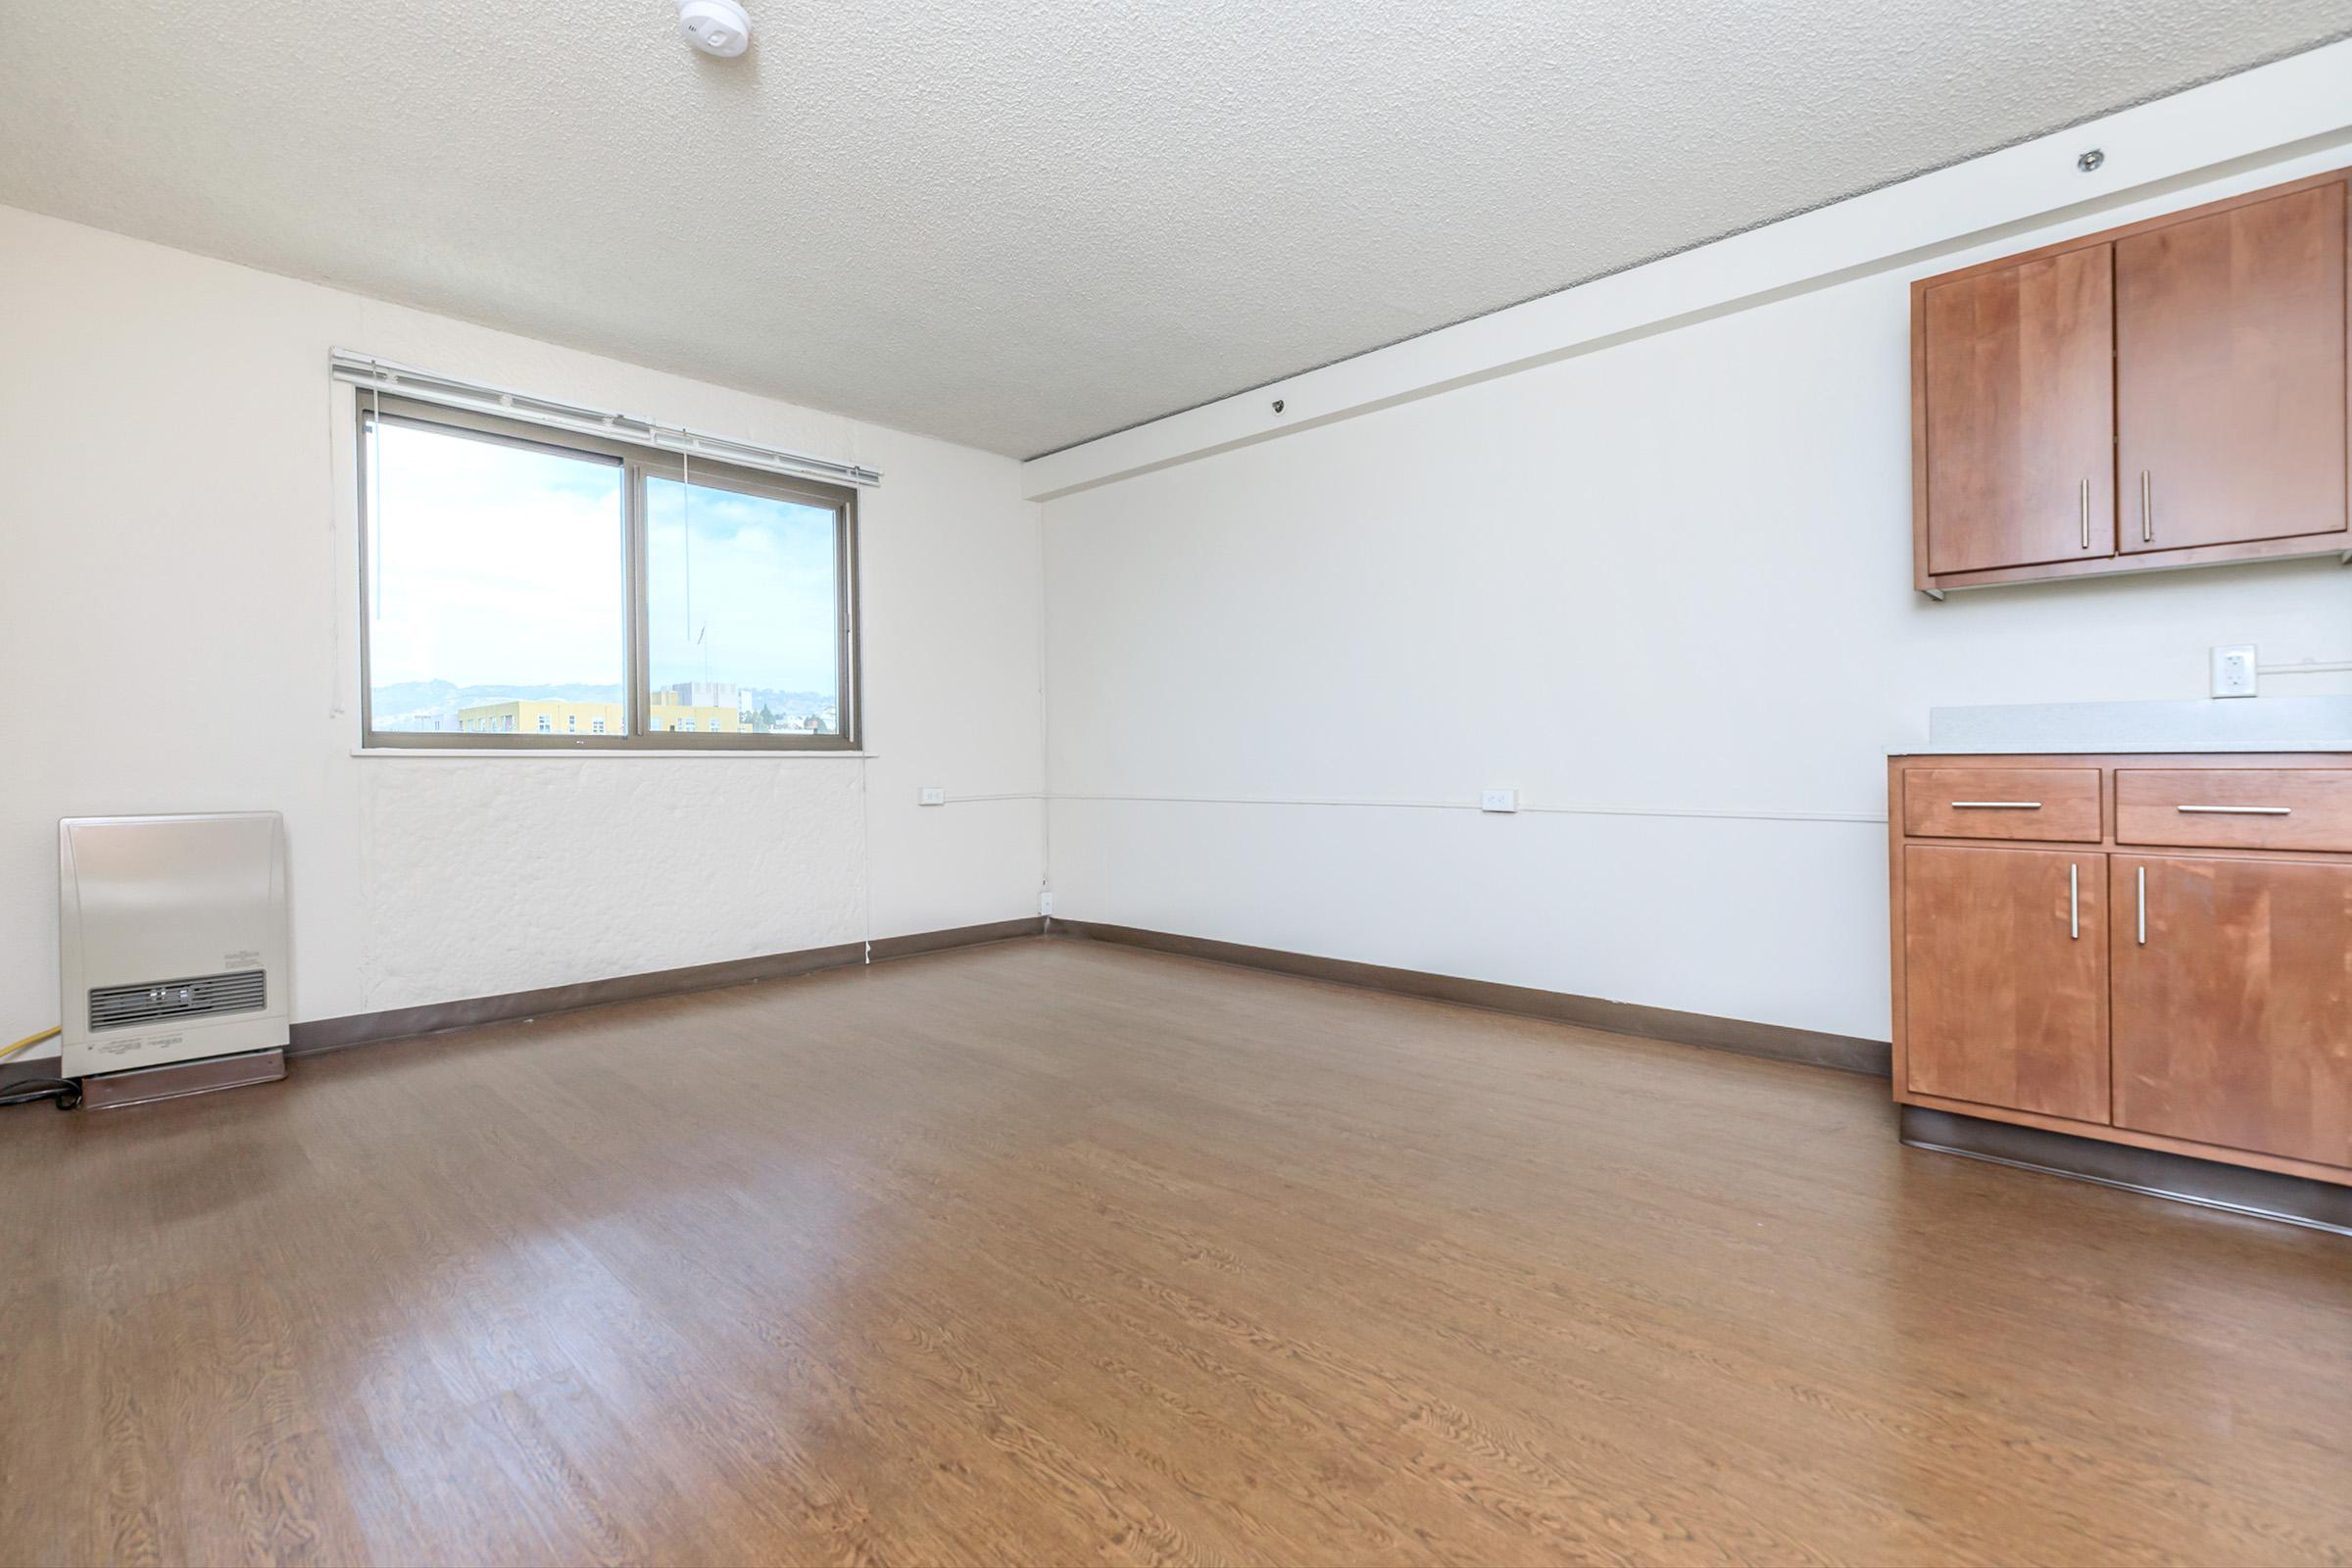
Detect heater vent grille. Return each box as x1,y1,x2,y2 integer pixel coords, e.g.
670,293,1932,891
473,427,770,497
88,970,267,1032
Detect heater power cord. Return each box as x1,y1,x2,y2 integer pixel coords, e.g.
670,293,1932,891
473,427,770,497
1,1025,61,1061
1,1027,77,1110
0,1078,78,1110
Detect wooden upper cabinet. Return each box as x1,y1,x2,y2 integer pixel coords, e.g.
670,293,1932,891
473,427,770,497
2116,179,2349,555
1913,167,2352,593
2112,855,2352,1166
1902,844,2108,1123
1920,244,2115,576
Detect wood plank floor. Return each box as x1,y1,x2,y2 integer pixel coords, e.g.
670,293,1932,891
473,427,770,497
3,936,2348,1567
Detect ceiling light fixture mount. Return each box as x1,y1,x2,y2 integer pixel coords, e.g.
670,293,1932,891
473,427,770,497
679,0,751,58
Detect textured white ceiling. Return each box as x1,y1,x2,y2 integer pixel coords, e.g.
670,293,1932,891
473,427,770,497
3,2,2348,457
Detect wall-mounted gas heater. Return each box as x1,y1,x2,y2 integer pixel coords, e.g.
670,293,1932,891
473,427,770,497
59,812,290,1108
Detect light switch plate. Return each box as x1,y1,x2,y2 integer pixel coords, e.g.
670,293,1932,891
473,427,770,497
919,786,946,806
2211,645,2258,699
1480,788,1518,813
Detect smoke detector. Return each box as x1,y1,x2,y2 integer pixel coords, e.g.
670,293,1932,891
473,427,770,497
679,0,751,57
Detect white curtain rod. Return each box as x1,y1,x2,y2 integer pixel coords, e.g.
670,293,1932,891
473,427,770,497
329,350,881,488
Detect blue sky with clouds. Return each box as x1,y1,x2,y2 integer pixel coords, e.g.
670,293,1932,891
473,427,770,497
369,420,838,696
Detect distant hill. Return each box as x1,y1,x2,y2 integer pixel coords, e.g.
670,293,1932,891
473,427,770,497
371,679,624,715
369,679,836,729
741,689,833,716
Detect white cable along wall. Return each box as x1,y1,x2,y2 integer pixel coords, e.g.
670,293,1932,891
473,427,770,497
935,793,1883,824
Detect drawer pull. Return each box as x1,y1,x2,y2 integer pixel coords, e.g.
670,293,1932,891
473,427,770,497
2069,862,2080,940
1951,801,2041,809
2177,805,2291,815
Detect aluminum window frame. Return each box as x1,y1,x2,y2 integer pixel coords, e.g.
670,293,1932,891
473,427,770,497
357,392,861,752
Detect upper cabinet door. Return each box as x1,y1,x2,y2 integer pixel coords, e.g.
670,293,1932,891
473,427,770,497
2116,179,2349,554
1922,244,2116,576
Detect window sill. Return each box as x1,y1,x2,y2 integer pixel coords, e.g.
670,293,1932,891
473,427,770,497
350,747,874,760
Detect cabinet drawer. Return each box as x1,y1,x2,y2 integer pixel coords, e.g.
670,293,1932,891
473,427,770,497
1903,769,2102,841
2116,770,2352,852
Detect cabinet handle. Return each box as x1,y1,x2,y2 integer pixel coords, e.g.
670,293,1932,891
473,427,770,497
2136,865,2147,946
2177,805,2290,815
2069,862,2080,940
1951,801,2040,809
2140,470,2154,543
2079,477,2090,551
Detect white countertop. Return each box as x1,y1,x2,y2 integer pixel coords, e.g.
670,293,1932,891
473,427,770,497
1889,696,2352,756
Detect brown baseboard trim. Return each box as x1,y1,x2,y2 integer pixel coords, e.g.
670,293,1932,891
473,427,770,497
868,916,1047,961
1049,918,1889,1077
288,917,1047,1058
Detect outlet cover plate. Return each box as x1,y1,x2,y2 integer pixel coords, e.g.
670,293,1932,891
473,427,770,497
1480,788,1518,813
2211,645,2258,699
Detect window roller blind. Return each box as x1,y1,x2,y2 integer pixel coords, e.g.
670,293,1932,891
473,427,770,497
331,350,881,489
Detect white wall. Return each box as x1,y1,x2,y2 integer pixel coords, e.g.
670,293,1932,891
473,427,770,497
10,100,2352,1073
1,206,1045,1063
1039,146,2352,1044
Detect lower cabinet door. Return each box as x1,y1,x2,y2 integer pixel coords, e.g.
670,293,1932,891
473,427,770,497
2112,855,2352,1166
1904,845,2109,1122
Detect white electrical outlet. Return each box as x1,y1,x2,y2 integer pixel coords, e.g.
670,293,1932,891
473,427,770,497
2211,645,2258,699
919,786,946,806
1480,788,1518,813
1039,891,1054,916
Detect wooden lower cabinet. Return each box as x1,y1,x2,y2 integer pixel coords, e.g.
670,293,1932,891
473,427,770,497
1903,846,2107,1121
1890,752,2352,1190
2112,855,2352,1167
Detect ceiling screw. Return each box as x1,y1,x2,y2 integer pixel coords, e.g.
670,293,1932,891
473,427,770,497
2077,148,2105,173
1271,399,1286,415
